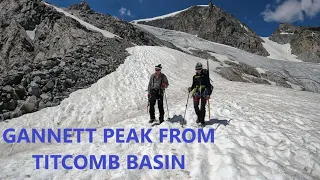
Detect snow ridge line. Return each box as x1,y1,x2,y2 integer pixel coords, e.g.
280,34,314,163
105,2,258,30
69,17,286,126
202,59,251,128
44,2,119,39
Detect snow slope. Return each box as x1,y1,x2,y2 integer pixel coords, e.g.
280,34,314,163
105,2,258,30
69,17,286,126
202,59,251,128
261,37,301,62
134,24,320,94
1,45,320,180
44,2,119,38
132,5,208,23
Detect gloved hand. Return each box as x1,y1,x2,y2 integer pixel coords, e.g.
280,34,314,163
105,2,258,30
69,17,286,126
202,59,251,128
147,93,150,98
188,87,192,93
162,83,166,88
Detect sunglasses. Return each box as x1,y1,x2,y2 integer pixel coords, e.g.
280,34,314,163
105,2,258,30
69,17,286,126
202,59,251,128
195,68,202,70
155,69,161,71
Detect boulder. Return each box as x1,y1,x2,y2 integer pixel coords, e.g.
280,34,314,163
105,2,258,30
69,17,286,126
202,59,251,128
21,95,39,113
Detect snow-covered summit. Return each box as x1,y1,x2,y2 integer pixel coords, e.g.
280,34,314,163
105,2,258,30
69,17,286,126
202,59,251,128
132,5,208,23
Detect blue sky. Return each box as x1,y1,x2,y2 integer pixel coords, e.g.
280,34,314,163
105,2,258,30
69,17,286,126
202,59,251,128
46,0,320,37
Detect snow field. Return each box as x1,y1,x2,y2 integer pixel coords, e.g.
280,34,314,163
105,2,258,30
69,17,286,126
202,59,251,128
1,46,320,179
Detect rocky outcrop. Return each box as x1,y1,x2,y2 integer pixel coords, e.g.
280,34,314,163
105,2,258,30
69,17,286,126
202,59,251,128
216,67,248,82
189,50,220,62
215,60,295,89
269,23,320,63
269,23,297,44
0,19,35,74
134,3,269,56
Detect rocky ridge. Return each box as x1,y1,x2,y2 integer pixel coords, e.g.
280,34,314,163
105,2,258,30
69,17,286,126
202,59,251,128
269,23,320,63
133,2,269,56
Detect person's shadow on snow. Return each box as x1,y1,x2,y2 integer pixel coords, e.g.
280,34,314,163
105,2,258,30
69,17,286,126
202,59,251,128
167,115,232,128
167,115,187,125
206,118,233,130
206,118,231,125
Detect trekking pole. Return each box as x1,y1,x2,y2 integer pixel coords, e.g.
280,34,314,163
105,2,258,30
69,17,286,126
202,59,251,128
183,92,190,123
206,59,211,120
208,97,211,120
164,90,170,120
146,90,149,114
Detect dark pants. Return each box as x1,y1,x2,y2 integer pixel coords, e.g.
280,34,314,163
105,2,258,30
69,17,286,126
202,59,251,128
193,96,207,124
149,91,165,121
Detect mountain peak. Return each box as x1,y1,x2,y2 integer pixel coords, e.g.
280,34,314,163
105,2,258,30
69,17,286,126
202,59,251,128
278,23,295,30
134,4,269,56
208,0,214,13
209,0,213,7
69,0,93,12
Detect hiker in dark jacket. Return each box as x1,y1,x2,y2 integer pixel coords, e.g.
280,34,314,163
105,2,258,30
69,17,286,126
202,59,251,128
147,64,169,123
188,62,212,127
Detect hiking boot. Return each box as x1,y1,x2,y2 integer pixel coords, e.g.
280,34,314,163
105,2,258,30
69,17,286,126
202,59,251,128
149,119,155,123
199,123,206,127
159,119,164,124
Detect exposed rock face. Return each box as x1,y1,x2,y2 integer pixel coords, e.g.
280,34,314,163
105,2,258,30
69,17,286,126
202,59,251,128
0,19,35,74
134,4,269,56
269,23,297,44
269,23,320,63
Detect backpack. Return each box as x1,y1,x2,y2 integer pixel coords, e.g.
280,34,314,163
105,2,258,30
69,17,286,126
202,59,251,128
151,73,166,95
202,69,213,95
